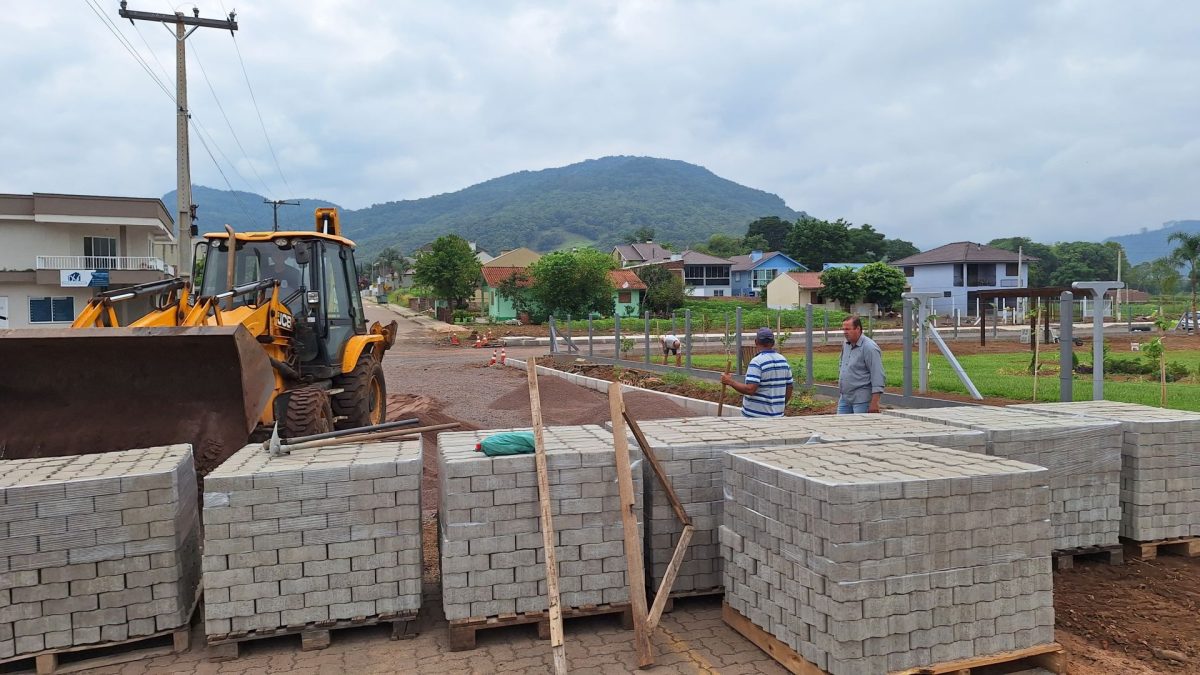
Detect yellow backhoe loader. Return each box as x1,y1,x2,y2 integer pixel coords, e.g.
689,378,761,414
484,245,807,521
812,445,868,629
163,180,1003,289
0,208,397,469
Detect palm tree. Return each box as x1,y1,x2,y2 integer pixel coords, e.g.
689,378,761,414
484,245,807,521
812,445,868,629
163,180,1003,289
1168,232,1200,333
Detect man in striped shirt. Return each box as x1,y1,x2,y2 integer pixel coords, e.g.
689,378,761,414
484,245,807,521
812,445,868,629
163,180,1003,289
720,327,793,417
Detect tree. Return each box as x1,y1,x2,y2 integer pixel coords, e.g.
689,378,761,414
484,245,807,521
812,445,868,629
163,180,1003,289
846,224,887,261
742,233,770,252
820,266,863,311
1169,232,1200,331
1050,242,1117,286
785,217,851,270
858,262,907,312
412,235,481,307
988,237,1057,287
882,238,920,262
745,216,791,251
638,265,685,314
372,246,406,278
528,248,615,317
694,233,747,259
622,226,656,244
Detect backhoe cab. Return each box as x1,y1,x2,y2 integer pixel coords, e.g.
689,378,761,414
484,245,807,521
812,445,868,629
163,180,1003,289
0,208,396,464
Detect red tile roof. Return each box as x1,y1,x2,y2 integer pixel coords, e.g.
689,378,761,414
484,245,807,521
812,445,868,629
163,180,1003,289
609,269,647,290
481,266,531,288
786,272,824,289
891,241,1037,266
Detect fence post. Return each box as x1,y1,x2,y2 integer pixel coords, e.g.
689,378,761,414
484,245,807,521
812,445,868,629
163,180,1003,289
565,314,571,348
1060,291,1073,402
684,309,692,371
805,304,814,388
954,308,959,340
735,307,744,375
644,311,651,365
549,315,558,355
587,315,593,358
903,299,914,399
823,311,828,345
614,314,622,362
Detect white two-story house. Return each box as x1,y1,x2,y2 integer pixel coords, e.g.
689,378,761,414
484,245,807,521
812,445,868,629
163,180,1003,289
891,241,1033,317
0,193,176,328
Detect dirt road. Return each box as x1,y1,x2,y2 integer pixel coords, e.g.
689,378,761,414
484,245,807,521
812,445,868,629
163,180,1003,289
365,304,1200,674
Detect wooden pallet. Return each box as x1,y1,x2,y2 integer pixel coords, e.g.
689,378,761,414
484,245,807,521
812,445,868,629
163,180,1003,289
661,586,723,613
206,610,418,661
1121,536,1200,560
1,593,199,675
447,603,632,651
1052,543,1124,570
723,603,1064,675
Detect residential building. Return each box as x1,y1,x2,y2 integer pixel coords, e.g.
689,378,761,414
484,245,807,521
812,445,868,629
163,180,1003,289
765,272,824,310
483,247,541,268
891,241,1034,316
0,193,176,328
612,241,674,267
610,269,648,316
479,266,647,322
729,251,807,297
632,250,734,297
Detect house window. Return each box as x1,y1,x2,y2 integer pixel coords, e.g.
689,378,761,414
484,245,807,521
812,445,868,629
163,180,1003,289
1006,263,1019,276
29,296,75,323
713,290,724,297
618,291,632,303
954,266,964,287
903,266,915,277
967,264,996,287
751,269,778,287
684,265,730,287
84,236,118,269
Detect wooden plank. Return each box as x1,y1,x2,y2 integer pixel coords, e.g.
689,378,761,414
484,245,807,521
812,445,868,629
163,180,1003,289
722,603,827,675
1122,536,1200,560
717,357,731,416
624,412,692,527
527,358,568,675
894,643,1064,674
608,383,654,668
647,524,694,631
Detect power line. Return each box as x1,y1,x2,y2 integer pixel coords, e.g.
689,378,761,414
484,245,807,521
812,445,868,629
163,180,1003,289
227,31,294,197
83,0,175,102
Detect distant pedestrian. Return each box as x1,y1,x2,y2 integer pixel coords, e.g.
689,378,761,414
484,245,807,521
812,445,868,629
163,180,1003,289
837,315,885,413
660,333,682,366
721,327,793,417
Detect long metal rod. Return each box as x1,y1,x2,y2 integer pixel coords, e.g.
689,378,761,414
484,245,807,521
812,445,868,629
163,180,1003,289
283,418,419,445
902,299,913,398
1060,291,1074,402
805,304,814,388
281,422,458,452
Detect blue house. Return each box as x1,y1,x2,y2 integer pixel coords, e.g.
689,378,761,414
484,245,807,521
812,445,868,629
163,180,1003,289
729,251,807,297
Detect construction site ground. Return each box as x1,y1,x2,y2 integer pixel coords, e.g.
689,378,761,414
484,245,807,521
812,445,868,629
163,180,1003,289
80,304,1198,674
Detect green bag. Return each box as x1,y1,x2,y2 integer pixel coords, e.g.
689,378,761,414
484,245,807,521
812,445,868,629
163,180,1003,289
477,431,536,456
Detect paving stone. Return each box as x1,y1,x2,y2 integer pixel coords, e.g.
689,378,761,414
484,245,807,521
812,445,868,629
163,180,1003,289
0,445,198,661
723,440,1055,675
437,425,642,621
202,440,421,638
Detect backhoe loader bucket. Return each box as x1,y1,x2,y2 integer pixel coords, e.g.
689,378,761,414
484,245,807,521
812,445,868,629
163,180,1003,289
0,326,274,468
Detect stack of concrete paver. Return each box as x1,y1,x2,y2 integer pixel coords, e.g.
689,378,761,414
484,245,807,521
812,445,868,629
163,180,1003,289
201,441,421,637
886,406,1123,550
616,415,987,595
0,445,199,661
1015,401,1200,541
437,425,641,621
722,441,1055,675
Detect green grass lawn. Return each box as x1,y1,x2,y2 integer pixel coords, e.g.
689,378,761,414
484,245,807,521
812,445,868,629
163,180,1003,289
686,349,1200,411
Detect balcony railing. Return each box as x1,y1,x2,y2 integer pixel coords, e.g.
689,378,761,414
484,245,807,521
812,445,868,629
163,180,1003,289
36,256,167,272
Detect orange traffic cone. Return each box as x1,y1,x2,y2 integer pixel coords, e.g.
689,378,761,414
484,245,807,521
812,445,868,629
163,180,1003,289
499,348,507,365
451,334,460,346
489,349,497,366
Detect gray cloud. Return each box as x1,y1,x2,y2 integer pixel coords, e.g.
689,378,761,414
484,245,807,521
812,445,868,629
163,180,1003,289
2,0,1197,247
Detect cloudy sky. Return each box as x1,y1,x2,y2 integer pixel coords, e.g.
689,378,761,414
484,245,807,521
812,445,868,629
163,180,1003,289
3,1,1197,247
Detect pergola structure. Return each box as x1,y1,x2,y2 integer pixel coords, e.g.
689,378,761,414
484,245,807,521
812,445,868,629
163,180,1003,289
971,287,1074,346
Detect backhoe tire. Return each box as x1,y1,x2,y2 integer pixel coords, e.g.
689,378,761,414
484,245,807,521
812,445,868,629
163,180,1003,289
281,387,333,438
331,352,387,430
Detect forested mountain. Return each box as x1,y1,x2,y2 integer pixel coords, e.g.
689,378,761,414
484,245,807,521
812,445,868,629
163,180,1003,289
1105,220,1200,265
167,156,802,258
162,186,340,235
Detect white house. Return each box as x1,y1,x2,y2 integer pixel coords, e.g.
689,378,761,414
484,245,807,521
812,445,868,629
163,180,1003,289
891,241,1033,317
0,193,176,328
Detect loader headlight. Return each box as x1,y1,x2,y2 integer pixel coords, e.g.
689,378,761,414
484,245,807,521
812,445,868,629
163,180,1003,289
276,238,290,248
307,291,320,305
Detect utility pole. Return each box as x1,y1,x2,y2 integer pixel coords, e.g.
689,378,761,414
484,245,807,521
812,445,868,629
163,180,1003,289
118,2,237,278
264,199,301,232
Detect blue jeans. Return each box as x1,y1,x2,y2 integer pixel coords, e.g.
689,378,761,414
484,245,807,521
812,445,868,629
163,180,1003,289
837,396,870,414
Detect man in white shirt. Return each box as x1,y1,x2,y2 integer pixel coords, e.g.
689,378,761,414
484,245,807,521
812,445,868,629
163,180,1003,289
660,333,682,366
